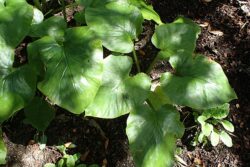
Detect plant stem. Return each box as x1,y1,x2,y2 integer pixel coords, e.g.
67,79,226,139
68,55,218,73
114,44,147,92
34,0,42,10
60,0,67,22
132,48,141,73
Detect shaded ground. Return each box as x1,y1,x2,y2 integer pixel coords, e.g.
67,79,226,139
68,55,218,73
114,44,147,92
1,0,250,166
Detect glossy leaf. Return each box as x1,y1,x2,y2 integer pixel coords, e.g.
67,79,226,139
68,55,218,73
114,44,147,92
161,53,237,109
24,97,55,131
0,0,33,47
28,27,103,114
29,16,67,40
128,0,162,24
86,55,151,118
85,1,143,53
152,19,200,59
220,131,232,147
210,129,220,146
221,120,234,132
0,129,6,164
127,104,184,167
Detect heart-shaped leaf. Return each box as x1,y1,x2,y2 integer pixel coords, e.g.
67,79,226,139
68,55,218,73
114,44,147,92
0,0,33,47
86,55,151,118
128,0,162,24
85,1,143,53
24,97,55,131
28,27,103,114
0,129,6,164
152,17,200,59
127,104,184,167
160,53,237,109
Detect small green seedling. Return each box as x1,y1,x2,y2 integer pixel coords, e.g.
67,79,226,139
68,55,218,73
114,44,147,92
193,103,234,147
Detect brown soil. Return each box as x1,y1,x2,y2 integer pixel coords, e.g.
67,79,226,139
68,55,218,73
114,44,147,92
1,0,250,167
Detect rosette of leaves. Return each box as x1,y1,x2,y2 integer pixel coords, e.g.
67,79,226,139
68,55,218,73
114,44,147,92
196,103,234,147
86,55,151,118
0,0,38,122
152,18,237,109
28,26,103,114
126,104,184,167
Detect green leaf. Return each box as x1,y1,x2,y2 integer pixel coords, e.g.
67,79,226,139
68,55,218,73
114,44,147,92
86,55,151,118
201,123,213,136
29,16,67,40
221,120,234,132
85,1,143,53
0,129,6,165
0,0,33,47
127,104,184,167
66,155,75,167
152,20,200,59
24,97,55,131
0,0,36,122
128,0,163,24
28,27,103,114
44,163,56,167
220,130,232,147
210,129,220,146
161,53,237,109
203,103,230,119
57,158,65,167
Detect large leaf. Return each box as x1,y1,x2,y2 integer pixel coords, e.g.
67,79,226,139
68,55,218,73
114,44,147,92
0,129,6,164
160,53,237,109
0,1,36,122
0,0,33,47
86,55,151,118
127,104,184,167
24,97,55,131
128,0,162,24
152,17,200,59
28,27,103,114
85,1,143,53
